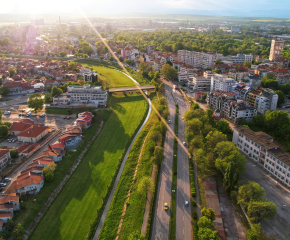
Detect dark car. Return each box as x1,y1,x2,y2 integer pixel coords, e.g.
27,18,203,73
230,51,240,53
63,116,67,119
67,117,70,120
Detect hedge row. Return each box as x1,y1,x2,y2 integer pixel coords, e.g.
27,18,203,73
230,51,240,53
189,160,196,197
85,102,149,240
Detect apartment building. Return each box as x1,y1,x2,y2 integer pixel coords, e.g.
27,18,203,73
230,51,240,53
228,70,249,82
207,90,257,123
210,74,236,92
83,71,98,83
177,50,217,69
246,89,262,107
178,71,195,83
256,88,278,113
233,126,290,187
53,85,107,107
269,39,284,61
217,53,253,65
188,76,211,91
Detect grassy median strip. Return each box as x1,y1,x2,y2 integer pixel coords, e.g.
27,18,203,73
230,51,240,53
169,104,179,240
29,94,148,240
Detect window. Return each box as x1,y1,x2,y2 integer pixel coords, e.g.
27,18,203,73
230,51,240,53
271,168,274,173
276,166,279,169
275,171,278,175
278,160,280,164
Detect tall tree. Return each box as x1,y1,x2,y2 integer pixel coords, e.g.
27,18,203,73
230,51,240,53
201,207,216,221
205,130,227,152
51,86,63,97
160,64,178,80
248,201,277,223
274,90,285,106
238,181,265,210
0,86,9,96
28,93,44,112
137,176,154,199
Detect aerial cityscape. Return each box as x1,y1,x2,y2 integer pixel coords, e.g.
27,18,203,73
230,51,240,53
0,1,290,240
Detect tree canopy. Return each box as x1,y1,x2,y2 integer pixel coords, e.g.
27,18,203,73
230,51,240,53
28,93,44,112
161,64,178,80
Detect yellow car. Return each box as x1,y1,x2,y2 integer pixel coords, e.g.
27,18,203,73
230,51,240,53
164,202,169,211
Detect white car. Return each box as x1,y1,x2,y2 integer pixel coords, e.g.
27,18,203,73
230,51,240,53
168,119,171,124
185,201,189,206
183,142,186,146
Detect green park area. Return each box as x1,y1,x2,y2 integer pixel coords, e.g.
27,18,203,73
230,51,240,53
29,93,148,240
77,59,148,88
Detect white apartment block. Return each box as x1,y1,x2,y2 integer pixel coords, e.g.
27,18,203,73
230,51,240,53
233,126,290,187
188,76,211,91
210,74,236,92
255,88,278,114
178,71,195,83
83,71,98,82
217,53,253,65
177,50,217,69
53,84,107,107
269,39,284,61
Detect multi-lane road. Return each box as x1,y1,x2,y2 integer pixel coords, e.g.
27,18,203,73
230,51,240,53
152,80,192,240
151,81,175,240
174,88,192,240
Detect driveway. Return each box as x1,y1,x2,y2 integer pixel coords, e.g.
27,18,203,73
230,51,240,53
151,81,175,240
240,158,290,240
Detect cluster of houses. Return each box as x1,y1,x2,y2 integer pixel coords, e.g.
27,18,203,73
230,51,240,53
0,111,93,230
0,58,99,95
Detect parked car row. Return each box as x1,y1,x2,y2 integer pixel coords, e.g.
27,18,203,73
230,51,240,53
63,116,71,120
7,139,16,143
3,111,11,115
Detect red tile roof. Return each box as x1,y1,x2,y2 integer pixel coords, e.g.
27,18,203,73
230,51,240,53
17,125,48,138
0,149,9,158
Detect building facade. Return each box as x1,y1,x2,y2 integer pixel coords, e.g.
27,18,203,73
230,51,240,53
233,126,290,187
177,50,217,69
210,74,236,92
269,39,284,61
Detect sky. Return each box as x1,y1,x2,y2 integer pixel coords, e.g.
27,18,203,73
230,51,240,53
0,0,290,17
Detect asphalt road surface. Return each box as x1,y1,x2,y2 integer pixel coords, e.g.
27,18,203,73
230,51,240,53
151,81,175,240
174,89,193,240
240,158,290,240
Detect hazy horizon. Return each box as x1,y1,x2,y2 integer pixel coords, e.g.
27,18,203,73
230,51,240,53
0,0,290,18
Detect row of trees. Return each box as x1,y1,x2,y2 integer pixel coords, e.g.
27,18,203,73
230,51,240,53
197,208,220,240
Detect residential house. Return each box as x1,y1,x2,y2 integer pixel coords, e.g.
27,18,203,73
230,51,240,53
0,196,20,211
17,125,49,143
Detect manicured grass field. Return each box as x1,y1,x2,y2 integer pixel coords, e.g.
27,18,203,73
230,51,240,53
29,94,148,240
77,59,148,88
45,108,76,115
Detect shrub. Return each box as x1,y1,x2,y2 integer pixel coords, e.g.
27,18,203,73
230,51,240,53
9,149,18,158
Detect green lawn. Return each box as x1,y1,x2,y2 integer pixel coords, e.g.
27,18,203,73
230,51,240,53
45,108,76,115
29,94,148,240
77,59,148,88
15,122,101,229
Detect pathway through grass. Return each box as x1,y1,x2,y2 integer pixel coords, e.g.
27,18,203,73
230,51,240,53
29,94,148,240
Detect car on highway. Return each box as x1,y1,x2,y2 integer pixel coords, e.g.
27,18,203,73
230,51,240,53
185,201,189,206
67,117,70,120
164,202,169,211
63,116,67,119
168,119,171,124
4,178,11,182
0,183,6,187
183,142,186,146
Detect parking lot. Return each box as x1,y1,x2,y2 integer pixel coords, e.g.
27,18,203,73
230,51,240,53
2,112,76,131
240,158,290,240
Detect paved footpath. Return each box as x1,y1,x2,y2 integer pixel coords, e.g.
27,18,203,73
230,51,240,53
151,82,175,240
